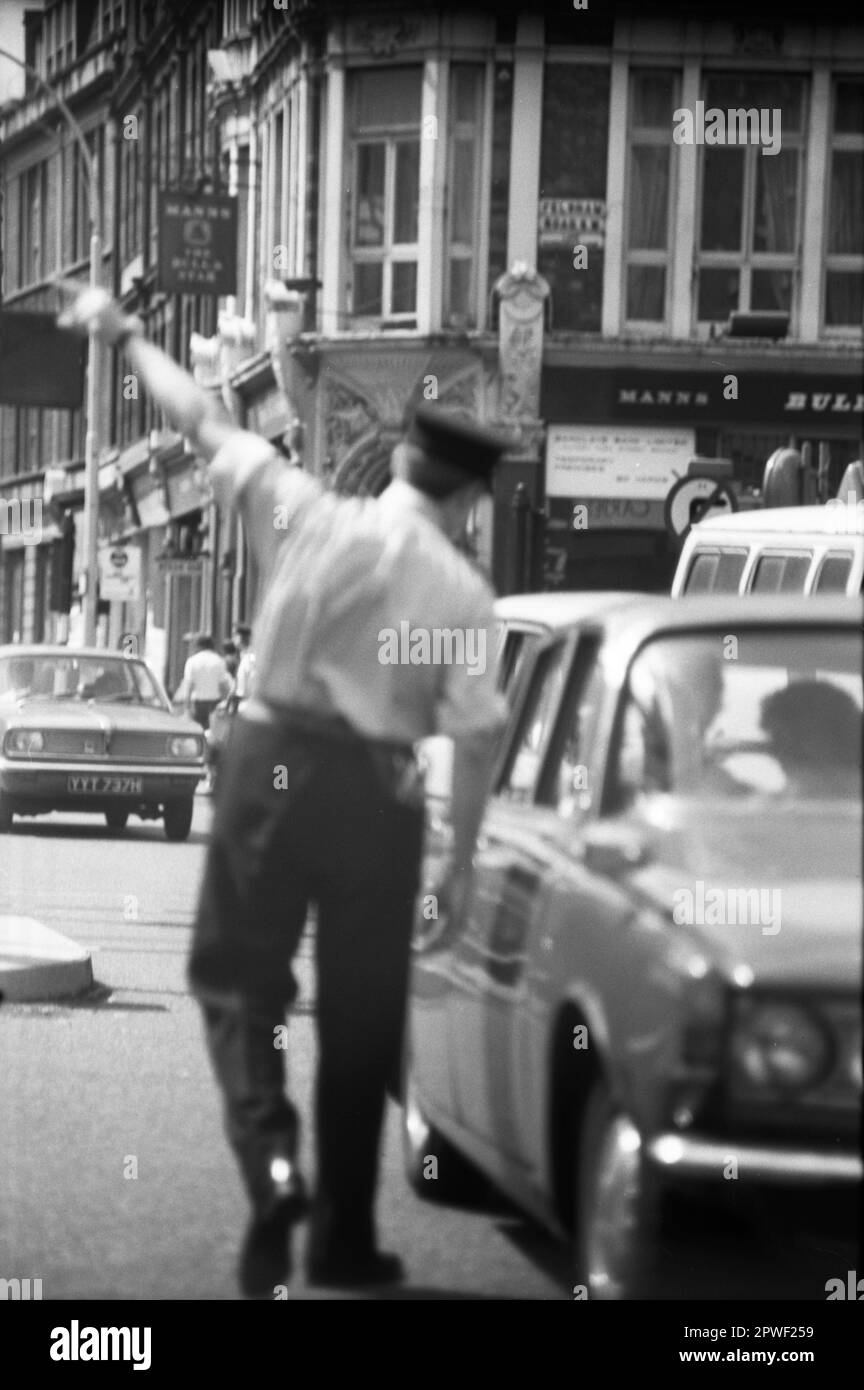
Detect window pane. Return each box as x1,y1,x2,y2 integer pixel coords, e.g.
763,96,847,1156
391,261,417,314
628,146,669,248
353,262,382,316
448,258,472,324
754,147,798,253
825,271,864,326
353,67,422,129
542,246,605,332
705,75,804,133
701,147,745,250
631,71,675,128
751,269,792,312
685,549,748,594
751,554,812,594
698,267,739,320
626,264,665,319
354,144,385,246
814,555,853,594
450,138,477,244
829,151,864,255
452,64,479,123
393,140,420,243
539,63,610,333
501,645,568,803
834,81,864,135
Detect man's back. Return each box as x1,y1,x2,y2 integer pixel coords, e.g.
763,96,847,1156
214,443,504,744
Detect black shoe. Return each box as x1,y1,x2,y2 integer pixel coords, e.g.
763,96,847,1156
238,1166,308,1299
306,1249,405,1290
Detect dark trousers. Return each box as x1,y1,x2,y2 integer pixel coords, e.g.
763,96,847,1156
189,713,425,1261
191,699,220,731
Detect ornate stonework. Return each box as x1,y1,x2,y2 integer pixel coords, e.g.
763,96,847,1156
351,16,422,57
325,379,380,462
494,263,551,422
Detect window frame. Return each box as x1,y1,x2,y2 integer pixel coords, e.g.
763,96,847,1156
494,634,575,804
623,67,681,331
693,72,808,335
823,76,864,337
345,67,423,329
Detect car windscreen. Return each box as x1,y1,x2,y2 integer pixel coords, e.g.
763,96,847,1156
611,629,862,806
0,654,168,709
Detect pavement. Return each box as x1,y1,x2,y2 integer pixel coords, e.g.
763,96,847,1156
0,915,92,1003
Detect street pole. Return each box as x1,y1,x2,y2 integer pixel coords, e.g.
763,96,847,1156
83,234,102,646
0,45,102,645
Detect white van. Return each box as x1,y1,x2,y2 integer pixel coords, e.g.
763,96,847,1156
672,502,864,597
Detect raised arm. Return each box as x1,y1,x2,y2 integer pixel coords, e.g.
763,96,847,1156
58,288,237,463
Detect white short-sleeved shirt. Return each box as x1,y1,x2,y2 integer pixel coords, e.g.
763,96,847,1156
210,432,508,743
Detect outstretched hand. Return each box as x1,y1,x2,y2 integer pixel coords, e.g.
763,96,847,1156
57,284,140,348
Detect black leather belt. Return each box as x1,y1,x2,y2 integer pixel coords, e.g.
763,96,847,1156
242,697,414,756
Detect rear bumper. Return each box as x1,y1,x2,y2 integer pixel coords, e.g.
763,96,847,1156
1,760,202,806
646,1132,862,1185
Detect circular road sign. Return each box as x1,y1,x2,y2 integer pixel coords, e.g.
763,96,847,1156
664,474,739,542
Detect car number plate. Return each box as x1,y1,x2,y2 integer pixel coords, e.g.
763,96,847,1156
67,775,143,795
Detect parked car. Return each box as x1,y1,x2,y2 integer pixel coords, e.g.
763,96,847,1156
0,646,205,840
403,594,863,1298
672,503,864,597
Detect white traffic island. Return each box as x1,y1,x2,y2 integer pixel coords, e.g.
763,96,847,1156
0,916,93,1002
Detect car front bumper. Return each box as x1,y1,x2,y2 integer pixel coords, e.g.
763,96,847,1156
646,1132,862,1185
1,760,202,805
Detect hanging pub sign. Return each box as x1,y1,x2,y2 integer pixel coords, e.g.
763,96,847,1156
0,311,87,408
157,191,238,296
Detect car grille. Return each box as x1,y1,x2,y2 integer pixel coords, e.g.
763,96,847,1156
43,731,107,758
109,732,176,759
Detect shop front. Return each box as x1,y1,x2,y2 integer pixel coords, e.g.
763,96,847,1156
538,358,864,592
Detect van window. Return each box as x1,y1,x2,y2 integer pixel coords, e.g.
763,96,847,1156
684,548,749,594
750,553,812,594
812,553,854,594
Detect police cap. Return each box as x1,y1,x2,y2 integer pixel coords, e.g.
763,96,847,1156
406,405,508,492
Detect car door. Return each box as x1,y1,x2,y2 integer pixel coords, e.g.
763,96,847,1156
447,635,578,1153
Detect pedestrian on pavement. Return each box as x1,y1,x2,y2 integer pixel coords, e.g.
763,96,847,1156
59,285,509,1299
221,639,240,682
230,622,256,712
174,634,232,732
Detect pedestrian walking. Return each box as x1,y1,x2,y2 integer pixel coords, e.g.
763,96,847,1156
174,634,232,732
59,285,509,1299
229,622,256,712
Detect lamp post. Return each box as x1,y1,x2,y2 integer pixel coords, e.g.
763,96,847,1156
0,44,103,645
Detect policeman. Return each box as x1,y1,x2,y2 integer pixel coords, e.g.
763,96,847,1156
60,287,509,1296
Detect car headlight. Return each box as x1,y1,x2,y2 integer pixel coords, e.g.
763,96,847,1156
5,729,45,755
729,1001,833,1094
168,735,201,759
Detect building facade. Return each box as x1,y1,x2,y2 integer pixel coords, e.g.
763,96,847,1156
2,1,863,672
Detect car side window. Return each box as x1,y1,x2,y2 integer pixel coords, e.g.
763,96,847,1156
812,552,853,594
498,642,568,805
750,552,812,594
538,640,604,817
606,660,674,813
684,548,748,594
498,628,543,699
